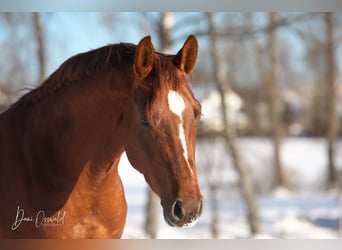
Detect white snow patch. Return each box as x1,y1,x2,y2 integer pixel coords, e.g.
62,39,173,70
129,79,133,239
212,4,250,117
272,215,338,239
118,138,342,238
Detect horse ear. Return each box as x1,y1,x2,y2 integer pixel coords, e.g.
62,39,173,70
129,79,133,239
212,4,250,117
173,35,198,75
134,36,155,80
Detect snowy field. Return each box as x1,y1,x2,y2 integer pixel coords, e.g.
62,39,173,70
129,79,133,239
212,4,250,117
118,137,342,238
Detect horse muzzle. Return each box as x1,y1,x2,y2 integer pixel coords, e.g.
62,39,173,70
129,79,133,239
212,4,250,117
162,197,203,228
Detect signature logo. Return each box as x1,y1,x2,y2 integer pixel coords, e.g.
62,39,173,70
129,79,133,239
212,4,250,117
11,206,66,231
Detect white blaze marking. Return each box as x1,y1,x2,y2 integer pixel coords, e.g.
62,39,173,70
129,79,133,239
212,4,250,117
167,90,193,175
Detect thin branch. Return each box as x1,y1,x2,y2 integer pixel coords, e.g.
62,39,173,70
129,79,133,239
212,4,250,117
176,13,320,42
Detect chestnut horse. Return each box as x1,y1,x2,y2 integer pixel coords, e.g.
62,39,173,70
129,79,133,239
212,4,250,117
0,35,203,238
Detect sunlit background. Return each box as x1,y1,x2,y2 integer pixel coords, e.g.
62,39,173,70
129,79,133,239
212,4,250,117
0,12,342,238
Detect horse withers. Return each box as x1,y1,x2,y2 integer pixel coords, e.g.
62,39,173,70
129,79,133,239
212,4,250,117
0,35,203,238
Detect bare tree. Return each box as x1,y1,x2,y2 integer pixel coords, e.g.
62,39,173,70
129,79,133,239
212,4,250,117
144,186,159,239
266,13,287,188
296,15,328,136
197,139,228,238
144,12,175,239
0,13,32,91
205,159,220,238
245,13,265,136
33,13,46,83
206,12,260,236
325,13,338,188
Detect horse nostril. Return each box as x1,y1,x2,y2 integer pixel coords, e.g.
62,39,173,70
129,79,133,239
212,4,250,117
172,200,184,220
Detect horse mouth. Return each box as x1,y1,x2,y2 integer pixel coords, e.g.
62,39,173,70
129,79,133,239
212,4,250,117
163,210,199,228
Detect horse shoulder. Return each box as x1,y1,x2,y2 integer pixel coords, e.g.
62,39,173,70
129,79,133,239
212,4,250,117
44,160,127,239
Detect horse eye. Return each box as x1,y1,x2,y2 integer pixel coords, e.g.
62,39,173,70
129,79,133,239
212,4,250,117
142,116,149,127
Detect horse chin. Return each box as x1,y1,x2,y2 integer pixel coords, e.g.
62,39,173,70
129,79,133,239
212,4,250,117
183,219,198,228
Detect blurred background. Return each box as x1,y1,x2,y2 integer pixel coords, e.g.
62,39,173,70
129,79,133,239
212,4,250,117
0,12,342,238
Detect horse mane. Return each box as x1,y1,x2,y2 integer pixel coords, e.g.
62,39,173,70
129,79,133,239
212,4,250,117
14,42,137,107
12,41,182,113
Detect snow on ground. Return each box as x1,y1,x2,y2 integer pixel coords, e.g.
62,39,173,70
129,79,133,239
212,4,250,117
118,137,342,238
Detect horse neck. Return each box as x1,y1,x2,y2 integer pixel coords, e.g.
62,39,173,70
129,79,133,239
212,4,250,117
25,71,128,185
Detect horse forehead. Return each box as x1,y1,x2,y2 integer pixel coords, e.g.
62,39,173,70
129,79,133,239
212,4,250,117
167,90,186,116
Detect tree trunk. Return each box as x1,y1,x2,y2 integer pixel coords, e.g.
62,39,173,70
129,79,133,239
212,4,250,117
158,12,174,53
325,13,338,189
33,13,46,83
206,12,260,236
209,183,219,238
144,12,175,239
267,13,286,188
144,189,159,238
248,13,265,136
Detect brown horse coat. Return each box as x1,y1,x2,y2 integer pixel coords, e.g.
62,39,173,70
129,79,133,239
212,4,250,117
0,35,202,238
